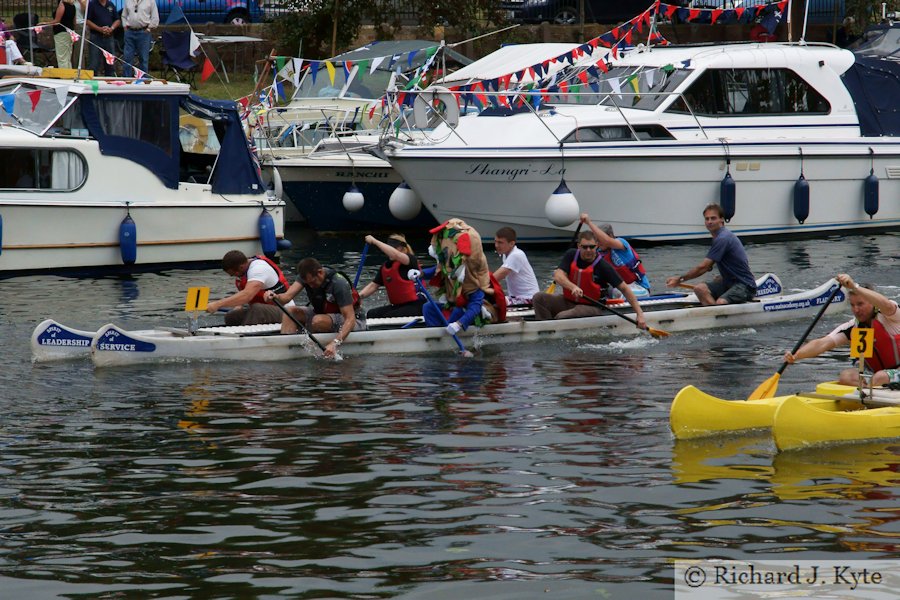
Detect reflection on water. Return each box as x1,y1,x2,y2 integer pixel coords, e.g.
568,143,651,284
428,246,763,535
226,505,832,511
0,233,899,596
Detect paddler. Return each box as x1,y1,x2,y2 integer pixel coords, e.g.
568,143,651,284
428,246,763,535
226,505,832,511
265,257,366,359
783,274,900,386
357,233,426,319
207,250,291,326
580,213,651,297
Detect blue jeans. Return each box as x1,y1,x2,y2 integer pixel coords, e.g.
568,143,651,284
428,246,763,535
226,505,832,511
122,29,151,77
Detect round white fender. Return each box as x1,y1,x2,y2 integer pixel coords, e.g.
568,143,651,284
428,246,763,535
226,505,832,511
413,86,460,129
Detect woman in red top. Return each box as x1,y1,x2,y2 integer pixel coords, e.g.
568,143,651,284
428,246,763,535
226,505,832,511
358,233,425,320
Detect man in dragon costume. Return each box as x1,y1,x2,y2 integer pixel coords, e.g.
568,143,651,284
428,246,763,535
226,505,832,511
415,218,506,335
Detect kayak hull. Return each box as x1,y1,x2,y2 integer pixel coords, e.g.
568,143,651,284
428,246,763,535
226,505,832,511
774,395,900,451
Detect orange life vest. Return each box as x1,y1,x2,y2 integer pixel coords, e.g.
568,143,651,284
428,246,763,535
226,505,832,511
865,319,900,372
381,261,419,305
563,254,605,305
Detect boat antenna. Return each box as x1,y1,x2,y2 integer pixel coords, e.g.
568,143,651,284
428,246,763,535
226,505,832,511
801,0,811,42
76,0,91,79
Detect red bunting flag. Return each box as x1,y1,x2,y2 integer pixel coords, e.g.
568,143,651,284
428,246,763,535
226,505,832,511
711,9,723,24
201,57,215,82
27,89,41,111
577,71,588,84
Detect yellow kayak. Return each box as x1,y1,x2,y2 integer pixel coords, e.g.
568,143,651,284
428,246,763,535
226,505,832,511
670,382,860,440
773,395,900,451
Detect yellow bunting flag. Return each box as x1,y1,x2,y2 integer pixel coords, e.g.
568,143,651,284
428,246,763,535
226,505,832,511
325,60,335,85
185,287,210,312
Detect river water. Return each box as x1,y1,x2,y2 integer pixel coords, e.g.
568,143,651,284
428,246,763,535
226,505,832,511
2,228,899,599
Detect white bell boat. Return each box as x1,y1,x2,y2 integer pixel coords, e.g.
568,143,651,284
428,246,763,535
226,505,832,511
383,42,900,243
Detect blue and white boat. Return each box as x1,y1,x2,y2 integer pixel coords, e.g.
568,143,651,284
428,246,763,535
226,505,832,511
0,71,286,275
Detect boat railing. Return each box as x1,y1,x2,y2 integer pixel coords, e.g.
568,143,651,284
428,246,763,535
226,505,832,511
388,87,711,145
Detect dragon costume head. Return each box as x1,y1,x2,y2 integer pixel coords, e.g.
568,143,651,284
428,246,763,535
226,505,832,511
428,218,492,303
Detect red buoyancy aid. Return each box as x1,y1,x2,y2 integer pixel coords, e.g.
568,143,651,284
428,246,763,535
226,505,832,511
306,268,361,314
563,254,605,304
381,261,419,305
236,255,289,304
599,246,647,286
865,319,900,372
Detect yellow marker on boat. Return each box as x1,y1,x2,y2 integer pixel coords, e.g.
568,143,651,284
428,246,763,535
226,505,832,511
850,327,874,358
185,287,210,312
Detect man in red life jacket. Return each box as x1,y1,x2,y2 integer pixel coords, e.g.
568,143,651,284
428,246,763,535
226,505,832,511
531,231,647,330
784,274,900,386
357,233,425,319
265,257,366,359
206,250,291,326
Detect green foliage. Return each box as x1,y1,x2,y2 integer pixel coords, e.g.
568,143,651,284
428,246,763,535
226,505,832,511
266,0,363,59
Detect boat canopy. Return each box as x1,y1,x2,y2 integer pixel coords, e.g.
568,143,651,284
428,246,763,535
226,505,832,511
80,93,265,194
842,55,900,137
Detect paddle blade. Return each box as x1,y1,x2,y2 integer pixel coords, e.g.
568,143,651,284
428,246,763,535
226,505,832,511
648,327,670,339
747,373,780,400
545,282,557,294
185,287,210,312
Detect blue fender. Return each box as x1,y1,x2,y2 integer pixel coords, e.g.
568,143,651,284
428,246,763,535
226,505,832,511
793,175,809,224
119,213,137,265
720,171,736,222
258,208,277,258
864,172,879,218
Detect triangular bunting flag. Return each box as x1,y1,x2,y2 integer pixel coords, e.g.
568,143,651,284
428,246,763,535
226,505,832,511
55,86,68,106
103,49,115,65
325,61,335,85
200,58,215,82
27,89,41,111
0,93,14,115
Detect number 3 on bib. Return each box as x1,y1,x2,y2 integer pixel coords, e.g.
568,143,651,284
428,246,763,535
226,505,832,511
851,328,874,359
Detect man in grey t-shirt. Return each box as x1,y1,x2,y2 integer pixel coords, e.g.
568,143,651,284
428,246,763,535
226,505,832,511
665,203,756,306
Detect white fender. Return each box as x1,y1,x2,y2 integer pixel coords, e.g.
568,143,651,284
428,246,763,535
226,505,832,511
272,167,283,201
413,86,460,129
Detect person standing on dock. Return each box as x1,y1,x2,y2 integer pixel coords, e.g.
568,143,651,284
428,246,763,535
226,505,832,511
120,0,158,77
783,274,900,386
41,0,77,69
665,203,756,306
86,0,120,76
207,250,291,326
266,258,366,359
492,227,539,306
357,233,425,319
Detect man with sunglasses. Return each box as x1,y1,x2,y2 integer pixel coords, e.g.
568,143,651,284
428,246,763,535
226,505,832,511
665,203,756,305
531,231,647,330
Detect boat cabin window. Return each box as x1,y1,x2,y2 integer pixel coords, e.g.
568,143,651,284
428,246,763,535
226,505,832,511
0,82,79,136
562,124,675,143
0,148,86,190
667,68,830,116
93,98,174,156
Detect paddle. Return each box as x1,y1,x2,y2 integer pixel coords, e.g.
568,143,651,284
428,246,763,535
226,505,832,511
411,274,474,358
270,297,329,354
185,286,211,332
353,242,369,288
546,222,583,294
747,283,843,400
581,294,670,339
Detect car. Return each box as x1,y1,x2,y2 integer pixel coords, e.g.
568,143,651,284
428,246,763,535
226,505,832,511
499,0,663,25
110,0,265,25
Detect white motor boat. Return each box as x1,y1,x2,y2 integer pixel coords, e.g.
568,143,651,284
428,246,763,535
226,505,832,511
384,42,900,243
0,72,286,276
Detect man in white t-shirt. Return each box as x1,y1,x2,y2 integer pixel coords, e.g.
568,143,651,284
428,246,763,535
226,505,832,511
207,250,294,326
493,227,539,306
784,273,900,386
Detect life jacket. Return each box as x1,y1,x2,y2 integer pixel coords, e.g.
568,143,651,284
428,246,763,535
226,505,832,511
864,319,900,372
599,244,647,286
563,254,605,305
235,255,289,304
381,261,419,305
305,267,361,314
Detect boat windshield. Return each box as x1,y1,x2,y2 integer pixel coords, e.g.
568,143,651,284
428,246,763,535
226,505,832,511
0,81,80,136
543,66,690,111
294,65,395,101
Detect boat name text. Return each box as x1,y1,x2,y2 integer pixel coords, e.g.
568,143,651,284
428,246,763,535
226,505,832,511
334,171,388,178
465,163,565,181
41,338,90,346
97,343,137,351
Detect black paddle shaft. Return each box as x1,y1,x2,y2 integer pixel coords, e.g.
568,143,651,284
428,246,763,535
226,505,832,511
271,298,329,353
581,294,642,328
777,283,843,375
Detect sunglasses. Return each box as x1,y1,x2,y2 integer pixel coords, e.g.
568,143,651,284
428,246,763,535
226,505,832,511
579,244,598,250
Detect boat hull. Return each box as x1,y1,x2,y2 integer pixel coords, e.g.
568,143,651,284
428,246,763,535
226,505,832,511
389,142,900,243
82,278,847,366
670,382,859,440
267,160,437,231
773,395,900,451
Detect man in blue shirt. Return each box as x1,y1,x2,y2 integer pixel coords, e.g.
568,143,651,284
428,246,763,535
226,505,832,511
86,0,120,76
665,203,756,305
